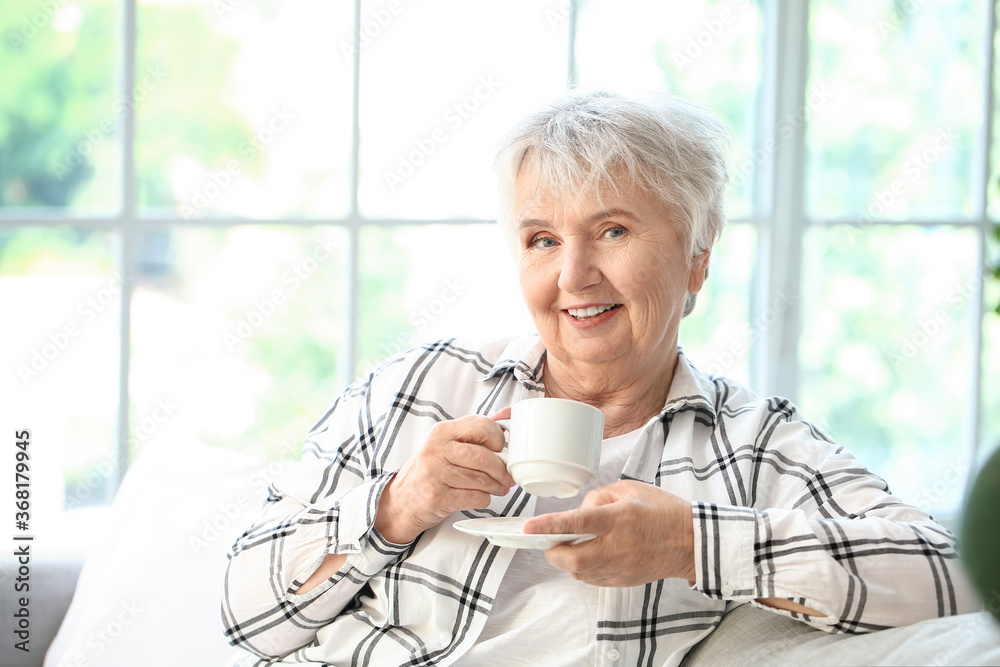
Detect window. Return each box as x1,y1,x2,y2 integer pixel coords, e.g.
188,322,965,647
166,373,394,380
2,0,997,544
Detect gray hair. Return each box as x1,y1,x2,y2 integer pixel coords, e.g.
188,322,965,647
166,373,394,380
494,91,732,315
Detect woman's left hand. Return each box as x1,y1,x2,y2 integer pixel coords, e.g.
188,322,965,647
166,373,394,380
522,480,697,587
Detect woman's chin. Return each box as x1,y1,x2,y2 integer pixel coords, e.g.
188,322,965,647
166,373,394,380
549,335,633,367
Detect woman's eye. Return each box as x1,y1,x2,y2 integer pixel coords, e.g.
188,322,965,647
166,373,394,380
530,236,557,249
605,227,626,239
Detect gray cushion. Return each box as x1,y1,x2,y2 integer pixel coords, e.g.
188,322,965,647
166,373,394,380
0,557,84,667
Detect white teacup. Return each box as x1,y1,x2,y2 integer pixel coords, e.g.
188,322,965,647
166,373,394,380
496,398,604,498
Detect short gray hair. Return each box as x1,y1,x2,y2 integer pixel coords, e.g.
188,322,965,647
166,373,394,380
494,90,732,261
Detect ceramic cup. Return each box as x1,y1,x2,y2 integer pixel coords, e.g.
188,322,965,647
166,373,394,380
495,398,604,498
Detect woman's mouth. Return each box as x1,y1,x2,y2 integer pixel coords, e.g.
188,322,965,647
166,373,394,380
566,304,622,320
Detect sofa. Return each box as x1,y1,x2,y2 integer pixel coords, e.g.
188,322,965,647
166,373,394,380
8,438,999,666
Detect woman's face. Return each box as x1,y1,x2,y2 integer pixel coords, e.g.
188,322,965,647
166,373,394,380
513,163,710,373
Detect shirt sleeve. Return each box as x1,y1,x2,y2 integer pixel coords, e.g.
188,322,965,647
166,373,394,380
689,407,980,633
220,375,412,659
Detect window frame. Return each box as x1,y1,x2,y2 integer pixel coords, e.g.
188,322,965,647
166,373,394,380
0,0,994,516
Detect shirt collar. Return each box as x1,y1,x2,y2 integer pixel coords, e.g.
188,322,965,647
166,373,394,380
658,348,717,424
479,336,547,387
480,337,717,424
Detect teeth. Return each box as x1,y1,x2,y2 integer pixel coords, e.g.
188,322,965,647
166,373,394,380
568,304,617,319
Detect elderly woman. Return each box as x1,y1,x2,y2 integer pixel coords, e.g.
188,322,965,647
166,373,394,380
221,91,976,666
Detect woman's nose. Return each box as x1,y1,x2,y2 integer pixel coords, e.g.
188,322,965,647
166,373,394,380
556,244,602,294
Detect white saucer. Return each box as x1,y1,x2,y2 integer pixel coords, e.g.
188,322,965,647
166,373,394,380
453,516,595,550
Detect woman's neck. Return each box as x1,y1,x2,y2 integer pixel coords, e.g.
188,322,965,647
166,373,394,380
542,351,679,437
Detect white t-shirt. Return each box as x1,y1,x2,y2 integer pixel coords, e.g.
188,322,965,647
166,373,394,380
462,428,642,666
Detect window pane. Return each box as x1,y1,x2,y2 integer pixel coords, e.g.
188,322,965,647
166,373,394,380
358,0,567,219
0,228,119,517
130,226,347,460
356,224,534,377
982,228,1000,465
990,37,1000,220
679,223,756,386
0,0,119,211
983,313,1000,466
136,2,352,218
807,0,983,221
799,226,978,516
575,0,762,220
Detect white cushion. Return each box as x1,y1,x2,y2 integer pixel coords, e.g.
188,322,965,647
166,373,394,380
44,440,276,667
683,602,1000,666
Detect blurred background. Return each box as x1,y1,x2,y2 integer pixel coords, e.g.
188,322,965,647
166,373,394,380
1,0,998,554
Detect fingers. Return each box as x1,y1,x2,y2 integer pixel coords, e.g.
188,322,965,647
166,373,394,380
520,483,625,535
545,536,615,585
433,415,507,453
376,471,494,544
490,406,513,422
580,483,623,508
519,481,698,587
522,507,614,581
426,416,514,487
547,544,613,583
375,413,521,544
521,506,611,537
440,445,513,495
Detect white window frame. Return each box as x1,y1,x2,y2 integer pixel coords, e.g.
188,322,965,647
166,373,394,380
0,0,993,512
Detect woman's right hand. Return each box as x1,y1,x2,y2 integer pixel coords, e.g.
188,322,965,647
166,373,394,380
374,412,515,545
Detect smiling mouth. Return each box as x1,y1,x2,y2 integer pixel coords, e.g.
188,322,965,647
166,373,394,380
566,304,622,320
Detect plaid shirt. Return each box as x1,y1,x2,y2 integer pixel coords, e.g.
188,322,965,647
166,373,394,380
221,336,976,666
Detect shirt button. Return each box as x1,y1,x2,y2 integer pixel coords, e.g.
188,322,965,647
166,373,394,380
606,648,621,661
721,583,735,597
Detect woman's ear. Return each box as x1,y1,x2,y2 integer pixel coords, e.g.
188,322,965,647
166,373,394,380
687,250,712,294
